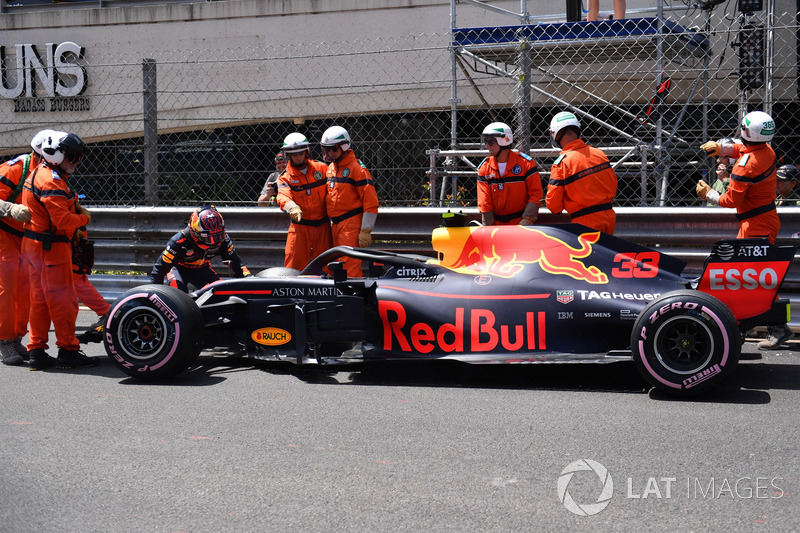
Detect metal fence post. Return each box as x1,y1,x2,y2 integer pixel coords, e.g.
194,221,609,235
515,38,532,154
143,58,159,205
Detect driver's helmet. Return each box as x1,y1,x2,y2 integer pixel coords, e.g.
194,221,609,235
189,205,226,247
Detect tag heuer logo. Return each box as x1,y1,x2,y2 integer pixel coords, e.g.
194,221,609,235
556,290,574,304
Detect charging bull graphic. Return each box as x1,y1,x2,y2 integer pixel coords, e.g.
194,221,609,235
432,226,609,284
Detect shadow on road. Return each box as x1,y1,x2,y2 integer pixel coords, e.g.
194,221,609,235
256,359,652,394
65,343,798,402
250,354,800,403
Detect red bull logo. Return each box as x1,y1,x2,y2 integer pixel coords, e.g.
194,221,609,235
432,226,608,284
379,300,546,353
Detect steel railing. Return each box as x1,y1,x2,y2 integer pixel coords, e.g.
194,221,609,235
86,206,800,301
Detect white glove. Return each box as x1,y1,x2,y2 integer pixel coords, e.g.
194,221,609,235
288,206,303,222
8,203,31,222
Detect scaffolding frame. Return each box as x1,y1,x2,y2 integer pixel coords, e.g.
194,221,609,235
427,0,777,208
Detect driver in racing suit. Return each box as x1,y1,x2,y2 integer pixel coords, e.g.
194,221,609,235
149,205,251,292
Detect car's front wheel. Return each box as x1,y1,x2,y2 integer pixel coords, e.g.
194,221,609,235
104,284,204,380
631,290,740,395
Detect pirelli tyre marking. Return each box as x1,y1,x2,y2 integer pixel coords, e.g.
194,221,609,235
631,290,740,395
104,285,204,380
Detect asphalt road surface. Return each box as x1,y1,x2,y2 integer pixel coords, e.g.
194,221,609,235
2,309,798,532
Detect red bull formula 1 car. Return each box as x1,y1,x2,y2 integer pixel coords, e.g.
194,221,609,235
103,223,794,395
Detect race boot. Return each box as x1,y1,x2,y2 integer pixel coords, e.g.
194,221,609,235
56,348,97,370
13,337,29,362
28,348,56,371
77,315,105,344
0,339,24,366
757,325,795,350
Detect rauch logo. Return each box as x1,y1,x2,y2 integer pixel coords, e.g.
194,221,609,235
251,327,292,346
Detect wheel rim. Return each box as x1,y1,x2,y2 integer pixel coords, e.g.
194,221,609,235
117,305,170,361
654,315,714,374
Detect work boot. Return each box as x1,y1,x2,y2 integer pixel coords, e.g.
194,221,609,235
77,316,105,344
56,348,97,370
757,325,795,350
28,348,56,371
0,339,24,366
12,337,29,362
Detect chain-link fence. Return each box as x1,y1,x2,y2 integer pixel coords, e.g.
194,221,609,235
1,4,797,208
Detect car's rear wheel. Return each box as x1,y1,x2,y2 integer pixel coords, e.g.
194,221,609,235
631,290,740,395
104,284,204,380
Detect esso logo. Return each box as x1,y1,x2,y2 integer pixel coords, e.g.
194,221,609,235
708,268,779,290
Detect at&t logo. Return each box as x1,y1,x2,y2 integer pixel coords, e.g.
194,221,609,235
557,459,614,516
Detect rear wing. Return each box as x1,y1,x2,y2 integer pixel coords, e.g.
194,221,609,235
696,239,796,321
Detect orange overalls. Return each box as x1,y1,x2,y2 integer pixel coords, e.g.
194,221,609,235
21,162,89,352
719,143,780,244
0,154,35,343
73,231,110,317
74,273,110,317
326,150,379,278
477,150,543,225
276,159,333,270
546,138,618,234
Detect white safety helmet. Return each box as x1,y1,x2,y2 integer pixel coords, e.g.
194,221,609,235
481,122,513,147
42,132,85,166
31,129,62,156
549,111,581,140
740,111,775,143
282,132,310,154
320,126,351,151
